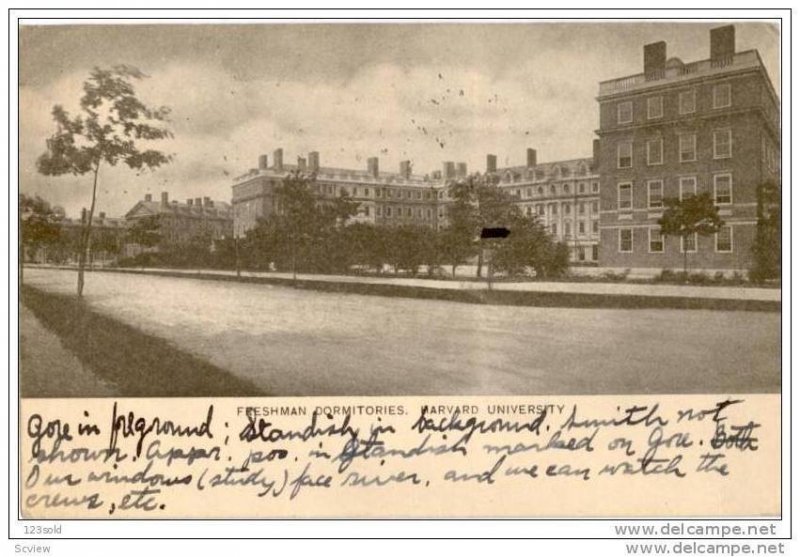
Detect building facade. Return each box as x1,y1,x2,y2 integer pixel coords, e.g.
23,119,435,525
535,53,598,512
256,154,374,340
125,192,233,249
231,148,600,263
596,25,780,273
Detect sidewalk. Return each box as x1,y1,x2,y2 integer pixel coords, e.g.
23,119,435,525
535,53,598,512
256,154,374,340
105,266,780,302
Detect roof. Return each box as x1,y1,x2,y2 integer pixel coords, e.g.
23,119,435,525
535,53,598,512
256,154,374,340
125,199,232,220
494,157,597,183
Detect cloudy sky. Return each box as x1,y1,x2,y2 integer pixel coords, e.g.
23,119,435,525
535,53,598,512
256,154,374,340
19,21,779,218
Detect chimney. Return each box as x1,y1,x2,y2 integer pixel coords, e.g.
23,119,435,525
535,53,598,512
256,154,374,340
144,193,152,202
258,154,268,170
297,156,307,171
367,157,379,178
432,170,442,180
99,211,106,220
526,148,537,168
644,41,667,79
195,197,202,208
399,160,411,179
187,198,193,206
203,196,211,207
273,148,283,171
308,151,320,172
486,154,497,173
456,162,467,178
81,208,87,223
161,191,169,208
592,139,601,171
443,161,455,180
710,25,735,61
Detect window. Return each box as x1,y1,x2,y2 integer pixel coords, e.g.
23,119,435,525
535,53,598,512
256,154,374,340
679,176,697,200
713,174,732,205
649,228,664,253
537,205,545,216
551,204,558,216
406,208,412,217
681,233,697,253
592,220,599,233
551,223,557,235
579,183,586,194
679,133,696,162
592,245,599,260
716,226,733,252
527,188,532,197
579,202,586,215
538,186,544,196
364,206,370,216
592,182,599,193
617,142,633,168
618,183,632,210
647,96,663,119
617,101,633,124
427,209,432,219
578,221,586,234
592,201,599,214
377,189,383,198
713,83,732,109
377,206,382,217
647,138,663,165
564,203,571,215
526,206,532,216
564,221,572,236
679,89,696,114
563,184,570,194
619,229,633,252
713,129,732,159
385,207,392,217
647,180,664,209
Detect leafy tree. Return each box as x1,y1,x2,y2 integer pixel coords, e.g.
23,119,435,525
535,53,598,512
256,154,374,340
126,215,162,251
19,194,62,279
36,65,173,296
751,181,781,282
658,192,724,276
493,213,569,278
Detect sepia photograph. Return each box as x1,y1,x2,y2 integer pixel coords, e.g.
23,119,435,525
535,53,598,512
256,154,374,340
18,20,781,399
10,11,791,537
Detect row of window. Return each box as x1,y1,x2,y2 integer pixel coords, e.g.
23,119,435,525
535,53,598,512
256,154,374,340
616,173,733,210
508,181,600,198
372,206,434,219
617,129,732,169
318,183,433,200
616,83,732,125
618,226,733,254
551,220,600,236
520,200,601,217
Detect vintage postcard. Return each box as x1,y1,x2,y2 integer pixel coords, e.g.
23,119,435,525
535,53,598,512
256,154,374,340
11,10,788,543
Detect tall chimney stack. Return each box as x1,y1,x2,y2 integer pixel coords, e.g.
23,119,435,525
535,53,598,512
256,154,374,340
81,208,87,223
308,151,320,172
367,157,379,178
592,139,601,171
443,161,456,180
258,154,268,170
187,198,193,206
161,191,169,208
195,197,202,208
144,193,152,202
203,196,211,207
526,148,537,168
273,148,284,171
297,156,307,171
486,154,497,174
456,162,467,178
710,25,735,61
399,160,411,179
643,41,667,79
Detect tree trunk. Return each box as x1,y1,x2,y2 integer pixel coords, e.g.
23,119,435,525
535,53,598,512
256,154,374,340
76,162,101,297
683,233,688,280
476,250,483,278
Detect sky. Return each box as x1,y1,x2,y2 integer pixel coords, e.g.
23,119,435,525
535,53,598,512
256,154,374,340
18,21,780,219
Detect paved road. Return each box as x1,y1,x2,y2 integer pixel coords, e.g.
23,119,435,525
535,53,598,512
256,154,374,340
22,268,780,395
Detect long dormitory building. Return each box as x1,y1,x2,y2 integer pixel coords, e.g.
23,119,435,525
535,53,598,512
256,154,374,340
231,148,601,264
